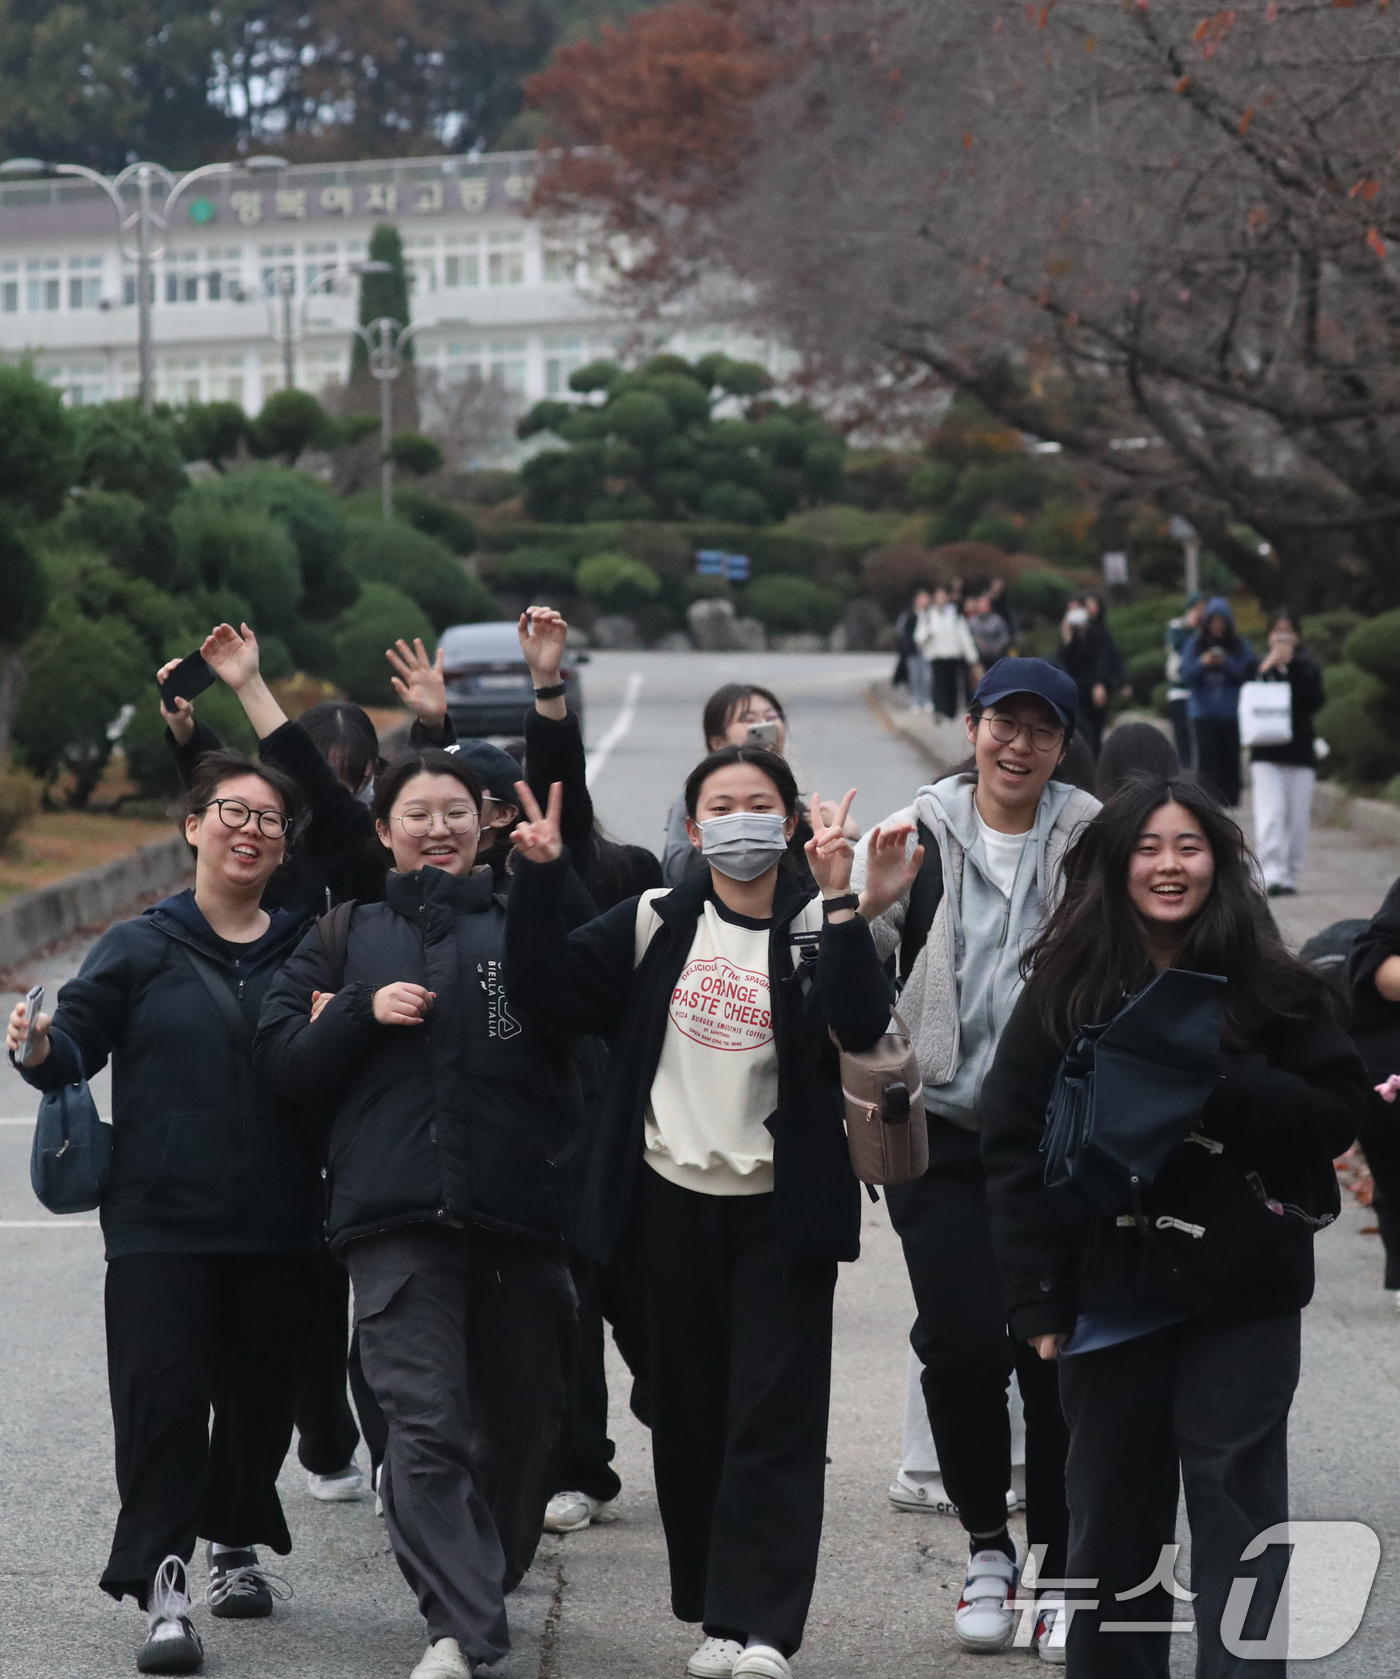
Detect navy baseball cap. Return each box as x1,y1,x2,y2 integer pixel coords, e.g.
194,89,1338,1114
446,738,523,804
972,657,1079,731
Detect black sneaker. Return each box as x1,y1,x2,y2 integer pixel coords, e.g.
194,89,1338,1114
206,1544,288,1619
137,1556,203,1674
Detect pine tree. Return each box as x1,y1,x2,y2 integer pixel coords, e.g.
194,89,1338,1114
351,225,413,380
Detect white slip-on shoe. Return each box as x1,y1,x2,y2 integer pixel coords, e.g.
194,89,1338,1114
888,1468,957,1514
954,1543,1022,1652
543,1490,618,1533
1033,1593,1068,1664
308,1462,366,1502
686,1635,744,1677
410,1637,472,1679
731,1646,791,1679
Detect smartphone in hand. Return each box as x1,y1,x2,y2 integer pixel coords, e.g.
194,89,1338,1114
747,721,781,749
14,983,43,1066
159,652,216,709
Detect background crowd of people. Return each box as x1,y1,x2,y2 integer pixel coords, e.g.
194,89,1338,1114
1,602,1383,1679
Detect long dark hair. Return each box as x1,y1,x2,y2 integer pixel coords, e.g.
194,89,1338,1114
1094,723,1180,800
301,700,381,792
1022,772,1333,1047
701,683,785,749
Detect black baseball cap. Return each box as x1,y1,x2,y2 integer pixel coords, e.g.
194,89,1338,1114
445,739,523,805
972,657,1079,732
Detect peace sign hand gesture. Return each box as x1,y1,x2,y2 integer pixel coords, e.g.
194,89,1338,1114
510,780,564,865
805,788,857,897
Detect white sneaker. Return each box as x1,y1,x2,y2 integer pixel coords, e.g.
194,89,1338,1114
954,1543,1021,1652
374,1461,384,1518
410,1637,472,1679
1008,1463,1026,1514
1033,1593,1068,1664
307,1462,366,1502
686,1636,745,1678
732,1646,790,1679
543,1490,618,1533
888,1469,957,1514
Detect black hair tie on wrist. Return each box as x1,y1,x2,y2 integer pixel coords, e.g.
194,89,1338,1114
533,683,567,700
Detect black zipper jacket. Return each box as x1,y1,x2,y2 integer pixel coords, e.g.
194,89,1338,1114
1346,871,1400,1080
253,865,583,1252
981,986,1364,1341
17,892,321,1259
504,857,894,1267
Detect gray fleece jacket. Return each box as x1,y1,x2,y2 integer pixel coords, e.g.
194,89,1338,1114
852,775,1100,1130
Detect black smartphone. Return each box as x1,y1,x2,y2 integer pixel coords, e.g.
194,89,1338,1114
159,652,216,708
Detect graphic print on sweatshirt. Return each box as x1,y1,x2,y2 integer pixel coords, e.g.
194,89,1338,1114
477,959,522,1040
669,955,774,1051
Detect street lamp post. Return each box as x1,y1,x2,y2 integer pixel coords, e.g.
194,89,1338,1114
265,259,391,393
0,152,288,411
1168,515,1202,597
348,316,440,518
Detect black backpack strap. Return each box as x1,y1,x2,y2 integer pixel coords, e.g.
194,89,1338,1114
899,819,945,984
315,899,357,989
182,947,253,1055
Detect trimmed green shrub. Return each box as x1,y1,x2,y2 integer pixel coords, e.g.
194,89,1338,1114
1299,609,1365,668
247,389,335,465
1010,568,1075,623
576,553,661,610
123,681,258,799
1127,647,1167,701
334,583,434,705
387,488,477,555
174,401,247,470
699,483,769,525
343,517,495,631
172,498,302,631
1105,596,1186,660
1344,610,1400,683
743,575,845,637
966,515,1018,552
74,400,187,511
492,548,577,591
0,766,41,849
207,465,356,620
905,460,957,510
0,363,76,521
390,433,445,478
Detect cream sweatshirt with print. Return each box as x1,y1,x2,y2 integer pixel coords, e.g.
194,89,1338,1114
643,896,778,1196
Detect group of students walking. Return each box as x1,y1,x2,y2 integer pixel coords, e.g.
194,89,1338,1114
5,607,1372,1679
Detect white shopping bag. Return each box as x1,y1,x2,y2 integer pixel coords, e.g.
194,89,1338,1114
1238,680,1293,747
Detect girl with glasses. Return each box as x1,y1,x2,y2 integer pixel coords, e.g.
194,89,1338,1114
254,748,584,1679
6,750,319,1676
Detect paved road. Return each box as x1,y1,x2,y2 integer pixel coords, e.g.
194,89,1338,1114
1,652,1398,1677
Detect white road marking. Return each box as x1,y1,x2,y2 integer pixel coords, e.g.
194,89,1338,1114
0,1220,99,1228
585,672,644,782
0,1119,35,1126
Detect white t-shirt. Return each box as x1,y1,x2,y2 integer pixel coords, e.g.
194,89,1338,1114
643,897,778,1196
973,808,1030,898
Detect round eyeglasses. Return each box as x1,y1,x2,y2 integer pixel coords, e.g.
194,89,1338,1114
391,805,480,839
981,713,1065,753
203,798,291,839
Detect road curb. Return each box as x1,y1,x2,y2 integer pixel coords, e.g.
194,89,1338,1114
1313,782,1400,847
0,834,192,972
867,681,967,775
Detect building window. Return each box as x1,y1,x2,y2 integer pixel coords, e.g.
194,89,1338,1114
27,259,60,311
1,263,16,313
543,249,574,284
67,256,103,310
487,232,525,287
260,245,295,297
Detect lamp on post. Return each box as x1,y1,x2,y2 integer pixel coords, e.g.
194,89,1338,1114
1168,515,1201,597
0,152,287,412
346,316,442,518
269,258,392,393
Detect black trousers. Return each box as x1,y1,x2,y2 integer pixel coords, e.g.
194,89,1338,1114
1356,1093,1400,1289
930,658,965,720
553,1250,652,1503
102,1251,314,1606
1194,718,1243,806
346,1224,576,1666
632,1168,836,1657
886,1118,1069,1579
1058,1312,1300,1678
296,1249,362,1473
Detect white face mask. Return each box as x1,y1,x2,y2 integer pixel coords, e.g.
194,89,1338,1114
1066,606,1089,628
698,811,790,881
354,777,375,808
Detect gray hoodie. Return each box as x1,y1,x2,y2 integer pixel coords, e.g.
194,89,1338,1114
852,774,1100,1129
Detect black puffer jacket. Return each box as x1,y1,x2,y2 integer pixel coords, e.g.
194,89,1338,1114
254,865,582,1251
504,859,894,1266
1347,872,1400,1081
17,891,321,1259
981,986,1365,1341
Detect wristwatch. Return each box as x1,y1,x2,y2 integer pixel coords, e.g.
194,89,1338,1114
533,682,567,700
821,892,860,917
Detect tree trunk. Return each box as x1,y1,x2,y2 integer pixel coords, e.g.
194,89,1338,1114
0,648,27,763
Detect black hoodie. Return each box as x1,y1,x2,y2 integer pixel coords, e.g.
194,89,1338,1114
17,890,320,1259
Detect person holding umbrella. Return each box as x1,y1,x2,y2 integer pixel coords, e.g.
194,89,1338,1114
980,773,1364,1675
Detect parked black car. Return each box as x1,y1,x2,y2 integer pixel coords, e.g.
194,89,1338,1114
440,621,587,738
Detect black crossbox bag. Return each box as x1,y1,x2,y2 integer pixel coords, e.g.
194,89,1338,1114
1040,968,1226,1224
30,1082,112,1214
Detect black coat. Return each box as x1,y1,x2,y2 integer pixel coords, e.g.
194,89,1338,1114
522,706,662,912
981,986,1364,1342
1347,872,1400,1080
254,865,583,1252
17,892,321,1259
504,860,894,1266
1250,649,1325,769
